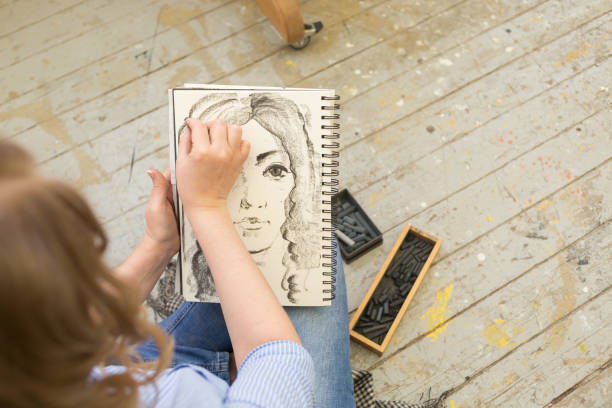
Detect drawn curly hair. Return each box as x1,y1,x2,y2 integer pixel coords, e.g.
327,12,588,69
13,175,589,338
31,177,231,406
180,92,322,303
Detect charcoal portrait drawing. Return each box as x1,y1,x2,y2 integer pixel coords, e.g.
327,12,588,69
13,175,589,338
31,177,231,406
178,93,322,304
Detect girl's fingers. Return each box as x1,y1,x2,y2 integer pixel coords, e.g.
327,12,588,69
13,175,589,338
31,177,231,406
163,168,174,203
209,120,228,148
178,125,192,158
186,118,211,151
147,169,171,207
240,140,251,160
227,125,242,150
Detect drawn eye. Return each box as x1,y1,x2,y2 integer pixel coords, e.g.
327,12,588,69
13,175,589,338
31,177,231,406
264,164,289,180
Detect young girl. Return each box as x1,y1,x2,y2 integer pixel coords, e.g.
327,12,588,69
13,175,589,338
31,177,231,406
0,119,355,407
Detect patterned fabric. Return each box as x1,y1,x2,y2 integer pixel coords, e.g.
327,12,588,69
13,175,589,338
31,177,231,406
352,369,449,408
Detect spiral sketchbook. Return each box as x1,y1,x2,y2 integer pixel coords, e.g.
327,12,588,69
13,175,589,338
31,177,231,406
168,84,339,306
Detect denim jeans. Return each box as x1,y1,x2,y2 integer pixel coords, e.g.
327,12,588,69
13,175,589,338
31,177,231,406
139,245,356,408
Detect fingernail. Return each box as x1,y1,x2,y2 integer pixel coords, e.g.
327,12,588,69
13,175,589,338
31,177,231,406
184,117,190,122
146,170,153,180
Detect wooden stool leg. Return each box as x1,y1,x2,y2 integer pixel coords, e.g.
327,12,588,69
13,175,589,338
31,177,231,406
255,0,305,44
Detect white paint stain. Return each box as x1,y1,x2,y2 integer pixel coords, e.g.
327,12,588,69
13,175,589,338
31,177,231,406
505,46,514,53
396,99,404,107
439,58,453,66
477,253,486,262
420,202,427,208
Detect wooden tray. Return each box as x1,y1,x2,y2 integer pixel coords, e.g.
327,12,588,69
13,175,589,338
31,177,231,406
349,224,442,354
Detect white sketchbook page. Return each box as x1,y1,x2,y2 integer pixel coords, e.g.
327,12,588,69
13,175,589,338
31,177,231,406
170,88,334,306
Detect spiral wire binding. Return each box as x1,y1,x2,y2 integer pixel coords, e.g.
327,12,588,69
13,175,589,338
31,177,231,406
321,95,340,302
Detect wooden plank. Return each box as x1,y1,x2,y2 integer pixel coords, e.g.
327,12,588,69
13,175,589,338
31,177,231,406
9,0,543,185
0,0,162,69
0,0,239,104
0,0,85,37
340,13,612,192
344,58,611,317
349,151,612,371
446,291,611,407
545,362,612,408
330,0,611,150
222,0,467,86
0,0,384,144
353,60,611,236
367,218,612,402
94,1,604,268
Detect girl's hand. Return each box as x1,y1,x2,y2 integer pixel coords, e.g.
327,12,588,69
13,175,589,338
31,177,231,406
144,168,180,257
176,119,250,215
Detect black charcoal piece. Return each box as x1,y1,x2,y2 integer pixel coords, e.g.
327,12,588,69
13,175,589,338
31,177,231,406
344,215,358,225
355,321,376,329
341,202,351,210
353,211,376,237
366,301,374,316
367,327,389,340
368,304,377,320
337,206,355,218
341,222,355,232
380,315,395,324
353,233,367,242
383,300,389,315
350,224,366,233
362,322,389,334
375,306,383,322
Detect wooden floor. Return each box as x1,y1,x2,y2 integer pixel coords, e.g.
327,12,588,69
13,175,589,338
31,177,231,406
2,0,610,406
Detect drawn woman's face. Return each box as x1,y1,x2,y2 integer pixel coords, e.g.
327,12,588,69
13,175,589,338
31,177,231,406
227,120,295,253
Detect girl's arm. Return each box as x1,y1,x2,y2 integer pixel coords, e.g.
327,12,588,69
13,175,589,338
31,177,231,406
176,119,301,368
114,169,179,302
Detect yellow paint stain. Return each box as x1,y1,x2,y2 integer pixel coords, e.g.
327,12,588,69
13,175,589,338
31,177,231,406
505,373,519,385
286,60,295,66
564,42,594,62
367,190,384,207
552,219,559,224
153,132,161,139
450,400,456,408
483,319,511,348
446,119,456,128
579,343,587,353
485,215,495,221
530,16,541,23
420,284,454,341
537,200,553,211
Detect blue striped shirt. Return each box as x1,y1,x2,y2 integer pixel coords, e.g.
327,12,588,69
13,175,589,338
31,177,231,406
95,340,315,407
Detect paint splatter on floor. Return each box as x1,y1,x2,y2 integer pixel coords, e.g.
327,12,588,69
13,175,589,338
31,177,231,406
421,284,454,341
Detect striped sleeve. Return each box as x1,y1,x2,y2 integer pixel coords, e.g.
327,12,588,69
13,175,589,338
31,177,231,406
225,340,315,408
